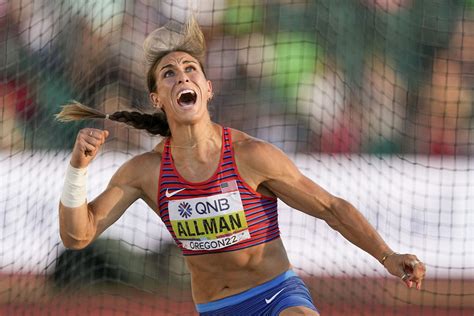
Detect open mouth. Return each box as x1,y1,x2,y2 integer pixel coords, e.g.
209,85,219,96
177,89,197,107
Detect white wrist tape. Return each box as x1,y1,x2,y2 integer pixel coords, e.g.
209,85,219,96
60,163,88,208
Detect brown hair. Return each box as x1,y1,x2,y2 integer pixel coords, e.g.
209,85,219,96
55,17,207,137
55,101,171,136
145,16,206,93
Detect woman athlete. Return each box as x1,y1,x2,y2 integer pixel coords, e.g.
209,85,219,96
57,18,426,315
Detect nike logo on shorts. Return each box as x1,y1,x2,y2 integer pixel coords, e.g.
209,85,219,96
265,287,286,304
165,188,185,198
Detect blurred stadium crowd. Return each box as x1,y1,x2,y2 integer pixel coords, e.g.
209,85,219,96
1,0,474,154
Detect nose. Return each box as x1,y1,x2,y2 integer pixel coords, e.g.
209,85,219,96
177,72,190,84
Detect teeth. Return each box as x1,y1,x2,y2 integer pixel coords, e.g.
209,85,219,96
178,89,196,97
177,89,197,107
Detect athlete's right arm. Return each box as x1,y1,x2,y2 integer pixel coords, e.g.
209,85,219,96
59,128,143,249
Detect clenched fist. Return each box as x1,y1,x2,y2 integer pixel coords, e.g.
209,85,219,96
383,253,426,290
70,128,109,168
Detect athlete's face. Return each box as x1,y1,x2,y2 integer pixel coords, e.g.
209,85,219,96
149,51,212,125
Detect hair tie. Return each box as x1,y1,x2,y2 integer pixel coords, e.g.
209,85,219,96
105,114,110,120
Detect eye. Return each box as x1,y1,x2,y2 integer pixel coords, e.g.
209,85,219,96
185,65,195,73
163,70,174,78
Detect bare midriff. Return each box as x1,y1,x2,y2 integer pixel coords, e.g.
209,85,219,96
185,238,291,303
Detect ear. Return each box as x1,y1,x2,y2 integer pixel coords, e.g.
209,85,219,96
207,80,213,100
149,92,161,109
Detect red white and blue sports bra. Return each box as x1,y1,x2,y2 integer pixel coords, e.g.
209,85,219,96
157,126,280,255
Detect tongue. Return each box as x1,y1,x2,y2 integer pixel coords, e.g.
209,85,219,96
179,99,194,106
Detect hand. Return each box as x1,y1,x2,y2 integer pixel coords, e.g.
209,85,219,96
383,253,426,290
70,128,109,168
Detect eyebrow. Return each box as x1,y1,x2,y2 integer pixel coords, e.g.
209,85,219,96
160,60,198,72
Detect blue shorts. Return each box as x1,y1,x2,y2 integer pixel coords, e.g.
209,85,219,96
196,270,319,316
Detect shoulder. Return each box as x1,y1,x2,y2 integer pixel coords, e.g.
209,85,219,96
230,128,274,156
229,128,292,177
124,144,163,169
229,128,275,151
129,151,162,169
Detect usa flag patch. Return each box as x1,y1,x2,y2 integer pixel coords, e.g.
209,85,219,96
220,180,238,193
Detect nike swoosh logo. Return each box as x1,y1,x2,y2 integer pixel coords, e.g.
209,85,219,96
265,287,286,304
165,188,185,198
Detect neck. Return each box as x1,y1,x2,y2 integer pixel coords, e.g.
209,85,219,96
168,119,220,150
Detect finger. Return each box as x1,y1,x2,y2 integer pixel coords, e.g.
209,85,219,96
411,274,425,290
410,261,426,279
403,279,413,288
100,130,109,145
407,268,425,290
409,274,423,290
83,142,97,156
402,268,421,288
408,258,423,269
87,130,104,141
405,275,416,288
84,137,100,148
416,279,422,290
404,257,424,274
90,130,109,145
400,271,411,288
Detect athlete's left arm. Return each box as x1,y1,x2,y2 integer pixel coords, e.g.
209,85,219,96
239,139,426,289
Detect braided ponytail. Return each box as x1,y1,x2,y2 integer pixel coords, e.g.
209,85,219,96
56,101,170,136
109,111,170,136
